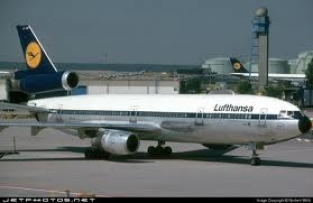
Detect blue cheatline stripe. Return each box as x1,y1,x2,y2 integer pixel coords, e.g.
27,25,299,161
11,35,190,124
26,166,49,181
49,109,300,120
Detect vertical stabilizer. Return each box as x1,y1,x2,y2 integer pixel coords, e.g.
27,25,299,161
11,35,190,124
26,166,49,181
229,57,249,73
16,25,57,74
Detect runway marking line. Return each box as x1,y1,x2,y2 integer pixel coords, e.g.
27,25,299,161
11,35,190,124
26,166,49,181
0,184,111,197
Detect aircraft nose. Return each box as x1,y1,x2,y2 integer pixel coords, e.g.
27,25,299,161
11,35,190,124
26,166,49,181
298,115,312,134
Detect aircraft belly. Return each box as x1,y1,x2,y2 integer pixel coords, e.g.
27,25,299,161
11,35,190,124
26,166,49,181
159,119,299,145
159,119,262,144
272,120,300,141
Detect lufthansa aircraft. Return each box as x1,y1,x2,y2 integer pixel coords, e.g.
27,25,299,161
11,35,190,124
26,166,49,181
229,57,306,83
0,25,311,166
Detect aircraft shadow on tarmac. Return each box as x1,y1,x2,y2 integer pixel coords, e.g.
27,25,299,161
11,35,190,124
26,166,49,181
1,146,313,168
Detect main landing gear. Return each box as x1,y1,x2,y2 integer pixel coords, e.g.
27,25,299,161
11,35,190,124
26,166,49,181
84,147,111,160
147,141,172,157
249,143,261,166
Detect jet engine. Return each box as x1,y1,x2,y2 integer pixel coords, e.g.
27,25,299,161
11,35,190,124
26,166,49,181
91,129,140,155
6,71,79,103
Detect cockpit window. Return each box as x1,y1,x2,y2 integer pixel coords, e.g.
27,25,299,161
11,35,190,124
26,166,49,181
278,110,303,119
293,111,304,119
278,110,287,119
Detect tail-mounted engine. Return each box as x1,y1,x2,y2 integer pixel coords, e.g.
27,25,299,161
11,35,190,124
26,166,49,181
11,70,79,94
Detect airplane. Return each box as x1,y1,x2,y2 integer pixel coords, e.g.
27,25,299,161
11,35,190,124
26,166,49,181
0,25,312,166
229,57,306,84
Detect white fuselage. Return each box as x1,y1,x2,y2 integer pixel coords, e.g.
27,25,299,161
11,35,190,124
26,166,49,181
231,73,306,83
27,94,304,145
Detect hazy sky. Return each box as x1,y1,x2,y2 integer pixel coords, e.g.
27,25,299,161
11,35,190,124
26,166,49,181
0,0,312,64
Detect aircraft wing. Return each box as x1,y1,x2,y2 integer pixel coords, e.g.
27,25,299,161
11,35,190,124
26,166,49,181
0,102,160,135
0,102,49,112
0,120,161,134
229,73,250,79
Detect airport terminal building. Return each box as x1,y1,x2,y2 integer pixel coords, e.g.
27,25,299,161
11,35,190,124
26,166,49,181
75,71,180,95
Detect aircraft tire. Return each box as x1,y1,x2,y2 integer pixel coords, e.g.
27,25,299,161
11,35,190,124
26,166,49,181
251,157,261,166
148,146,172,157
84,148,93,160
155,146,164,155
148,146,156,156
164,146,172,156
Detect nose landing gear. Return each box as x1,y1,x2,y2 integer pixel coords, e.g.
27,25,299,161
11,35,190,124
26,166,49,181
249,143,261,166
251,150,261,166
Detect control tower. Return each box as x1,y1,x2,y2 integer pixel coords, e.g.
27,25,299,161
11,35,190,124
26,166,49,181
250,7,270,92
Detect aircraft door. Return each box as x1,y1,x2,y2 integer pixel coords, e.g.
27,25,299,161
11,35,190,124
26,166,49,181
195,108,204,126
129,106,138,123
55,104,63,122
259,108,267,126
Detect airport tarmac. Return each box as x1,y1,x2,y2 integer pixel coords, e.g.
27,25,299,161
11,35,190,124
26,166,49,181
0,125,313,197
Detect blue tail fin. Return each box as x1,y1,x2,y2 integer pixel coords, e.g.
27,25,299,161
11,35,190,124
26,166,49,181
16,25,57,74
229,57,249,73
13,25,79,95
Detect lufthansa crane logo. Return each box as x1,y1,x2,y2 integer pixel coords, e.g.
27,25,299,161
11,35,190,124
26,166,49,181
25,42,42,69
233,62,241,70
